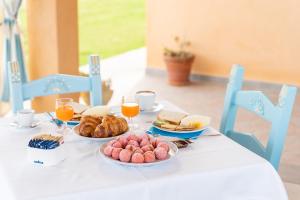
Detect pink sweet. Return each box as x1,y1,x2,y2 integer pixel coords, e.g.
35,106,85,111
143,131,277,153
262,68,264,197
141,144,154,153
103,145,114,156
150,138,160,148
119,149,132,162
112,141,122,148
144,151,156,163
140,138,150,147
139,133,150,141
157,142,170,152
131,152,145,163
132,147,143,154
154,147,168,160
127,134,140,142
128,140,139,147
125,144,134,151
107,139,118,146
117,136,128,147
111,148,123,160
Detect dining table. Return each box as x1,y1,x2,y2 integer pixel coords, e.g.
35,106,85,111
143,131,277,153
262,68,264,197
0,100,288,200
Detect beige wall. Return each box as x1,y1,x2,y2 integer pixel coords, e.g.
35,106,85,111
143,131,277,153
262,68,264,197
27,0,79,112
146,0,300,86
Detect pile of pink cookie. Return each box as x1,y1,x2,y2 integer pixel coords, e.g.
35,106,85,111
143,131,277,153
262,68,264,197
103,133,170,163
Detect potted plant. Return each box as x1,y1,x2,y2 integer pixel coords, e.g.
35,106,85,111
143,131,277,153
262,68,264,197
164,36,195,86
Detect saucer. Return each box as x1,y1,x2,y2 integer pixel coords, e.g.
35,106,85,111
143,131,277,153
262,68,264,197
140,103,164,114
109,103,164,115
10,120,41,129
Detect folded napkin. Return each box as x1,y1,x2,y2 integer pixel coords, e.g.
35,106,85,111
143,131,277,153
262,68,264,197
147,126,207,139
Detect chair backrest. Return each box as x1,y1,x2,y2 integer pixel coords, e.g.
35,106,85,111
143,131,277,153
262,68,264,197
8,55,102,113
220,65,297,170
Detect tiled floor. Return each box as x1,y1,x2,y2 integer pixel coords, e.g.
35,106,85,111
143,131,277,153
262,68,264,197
100,48,300,198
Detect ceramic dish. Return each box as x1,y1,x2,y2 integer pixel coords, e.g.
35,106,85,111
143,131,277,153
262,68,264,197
147,126,207,139
72,124,127,142
98,141,178,167
152,123,207,134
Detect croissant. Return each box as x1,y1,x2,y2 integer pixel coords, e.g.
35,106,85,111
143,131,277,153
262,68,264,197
93,115,128,138
78,116,102,137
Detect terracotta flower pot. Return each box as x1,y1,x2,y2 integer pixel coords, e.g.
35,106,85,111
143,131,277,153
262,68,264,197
164,55,195,86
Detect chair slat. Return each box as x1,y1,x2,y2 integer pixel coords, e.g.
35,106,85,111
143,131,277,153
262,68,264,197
234,91,277,122
22,74,90,99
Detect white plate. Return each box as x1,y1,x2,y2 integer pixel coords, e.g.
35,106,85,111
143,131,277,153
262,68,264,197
152,124,207,134
99,141,178,167
72,124,127,142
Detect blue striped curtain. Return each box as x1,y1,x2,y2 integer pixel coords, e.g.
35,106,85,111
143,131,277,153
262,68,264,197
1,0,27,102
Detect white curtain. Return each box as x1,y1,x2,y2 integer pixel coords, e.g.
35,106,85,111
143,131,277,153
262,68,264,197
0,0,27,102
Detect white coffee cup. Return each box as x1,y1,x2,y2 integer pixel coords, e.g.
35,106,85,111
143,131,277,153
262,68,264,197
135,91,156,111
16,109,35,127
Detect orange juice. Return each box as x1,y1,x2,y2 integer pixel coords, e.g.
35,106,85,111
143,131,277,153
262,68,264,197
121,103,139,118
56,105,74,121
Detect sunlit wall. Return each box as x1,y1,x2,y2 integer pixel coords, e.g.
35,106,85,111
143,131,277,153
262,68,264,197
147,0,300,86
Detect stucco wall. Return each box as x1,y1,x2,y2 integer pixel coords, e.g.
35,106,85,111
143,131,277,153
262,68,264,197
146,0,300,85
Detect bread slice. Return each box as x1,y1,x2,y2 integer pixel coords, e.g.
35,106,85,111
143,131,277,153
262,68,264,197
82,105,110,117
69,102,89,114
161,124,178,130
157,110,187,125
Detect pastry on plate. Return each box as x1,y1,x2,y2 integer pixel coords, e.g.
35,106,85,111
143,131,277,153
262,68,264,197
78,115,103,137
93,115,128,138
78,115,128,138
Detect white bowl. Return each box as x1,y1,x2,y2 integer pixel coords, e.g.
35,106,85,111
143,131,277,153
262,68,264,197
27,141,66,166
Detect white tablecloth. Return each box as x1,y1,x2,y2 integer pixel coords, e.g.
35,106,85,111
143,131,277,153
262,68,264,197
0,101,287,200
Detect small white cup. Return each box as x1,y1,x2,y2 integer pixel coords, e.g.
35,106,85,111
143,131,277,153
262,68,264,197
135,91,156,111
16,109,35,127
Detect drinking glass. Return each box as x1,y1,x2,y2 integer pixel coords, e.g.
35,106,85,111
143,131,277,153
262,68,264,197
121,97,140,129
55,98,74,134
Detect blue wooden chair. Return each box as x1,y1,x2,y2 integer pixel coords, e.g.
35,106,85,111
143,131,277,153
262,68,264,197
220,65,297,170
8,55,102,113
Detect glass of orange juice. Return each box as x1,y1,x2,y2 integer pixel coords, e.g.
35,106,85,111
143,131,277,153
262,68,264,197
121,97,140,129
55,98,74,134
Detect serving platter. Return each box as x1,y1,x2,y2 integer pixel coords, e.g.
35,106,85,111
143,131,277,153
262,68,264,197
98,141,178,167
72,125,127,142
